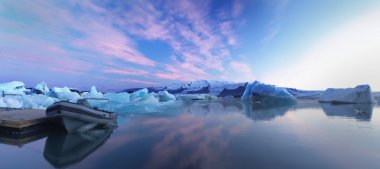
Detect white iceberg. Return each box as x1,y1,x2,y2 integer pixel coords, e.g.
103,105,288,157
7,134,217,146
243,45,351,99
0,81,27,95
241,81,296,103
21,94,59,109
0,81,187,113
157,91,176,102
93,89,183,113
34,82,50,94
111,93,174,113
0,94,58,109
82,86,103,99
319,85,375,104
0,96,23,108
129,88,148,102
103,92,130,103
50,87,82,102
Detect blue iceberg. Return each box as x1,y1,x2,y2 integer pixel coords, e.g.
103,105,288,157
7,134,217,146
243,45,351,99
241,81,297,104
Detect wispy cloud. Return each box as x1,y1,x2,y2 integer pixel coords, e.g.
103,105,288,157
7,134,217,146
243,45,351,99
261,0,288,48
0,0,252,87
103,68,149,77
119,78,159,86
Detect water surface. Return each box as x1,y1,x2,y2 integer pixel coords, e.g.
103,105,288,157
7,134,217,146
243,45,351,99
1,99,380,169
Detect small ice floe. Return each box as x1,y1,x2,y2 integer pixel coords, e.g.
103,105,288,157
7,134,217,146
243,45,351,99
81,86,103,99
49,86,82,102
0,81,27,95
33,82,50,95
241,81,297,103
157,91,176,102
319,85,375,104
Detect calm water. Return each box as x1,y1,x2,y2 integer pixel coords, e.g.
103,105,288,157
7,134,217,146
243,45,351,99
1,99,380,169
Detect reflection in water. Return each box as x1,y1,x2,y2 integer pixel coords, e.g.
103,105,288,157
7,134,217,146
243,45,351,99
0,131,47,147
2,100,380,169
186,99,243,116
320,103,374,121
241,100,295,121
186,99,297,121
43,127,115,168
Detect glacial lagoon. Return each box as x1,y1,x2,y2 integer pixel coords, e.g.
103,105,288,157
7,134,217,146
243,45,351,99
1,99,380,169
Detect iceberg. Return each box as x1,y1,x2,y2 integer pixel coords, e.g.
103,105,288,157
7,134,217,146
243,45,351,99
111,94,177,114
82,86,103,99
241,81,297,103
0,81,27,95
157,91,176,102
34,82,50,94
0,94,58,109
0,96,23,108
21,94,59,109
50,87,82,102
103,92,130,103
129,88,148,102
0,81,187,113
95,89,184,114
319,85,375,104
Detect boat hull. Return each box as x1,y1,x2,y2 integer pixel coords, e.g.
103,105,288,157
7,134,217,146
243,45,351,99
46,102,117,133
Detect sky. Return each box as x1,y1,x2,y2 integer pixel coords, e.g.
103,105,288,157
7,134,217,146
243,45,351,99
1,0,380,91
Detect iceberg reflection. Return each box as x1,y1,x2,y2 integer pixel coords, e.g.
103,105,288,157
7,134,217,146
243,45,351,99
241,101,295,121
43,127,115,168
320,103,374,121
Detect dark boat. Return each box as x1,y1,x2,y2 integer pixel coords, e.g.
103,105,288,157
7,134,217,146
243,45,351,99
46,98,117,133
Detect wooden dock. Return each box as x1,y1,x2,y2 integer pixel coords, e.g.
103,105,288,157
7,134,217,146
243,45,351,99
0,109,50,135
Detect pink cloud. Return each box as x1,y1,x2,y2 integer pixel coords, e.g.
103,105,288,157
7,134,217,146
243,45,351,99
232,0,244,18
46,67,83,75
103,68,149,76
119,78,159,86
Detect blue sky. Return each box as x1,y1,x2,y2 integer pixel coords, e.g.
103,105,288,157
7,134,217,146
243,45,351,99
1,0,380,90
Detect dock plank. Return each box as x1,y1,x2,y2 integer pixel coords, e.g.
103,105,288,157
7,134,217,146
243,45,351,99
0,109,47,128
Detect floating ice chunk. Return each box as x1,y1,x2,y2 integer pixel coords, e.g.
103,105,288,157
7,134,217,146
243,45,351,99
23,94,59,109
82,86,103,99
35,82,49,94
241,81,296,103
158,91,176,102
103,92,130,102
133,93,159,104
0,96,23,108
129,88,148,101
319,85,375,104
50,87,82,102
0,81,27,95
0,98,5,108
0,94,59,109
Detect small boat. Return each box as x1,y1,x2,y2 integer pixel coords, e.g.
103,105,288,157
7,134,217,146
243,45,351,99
46,98,117,133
